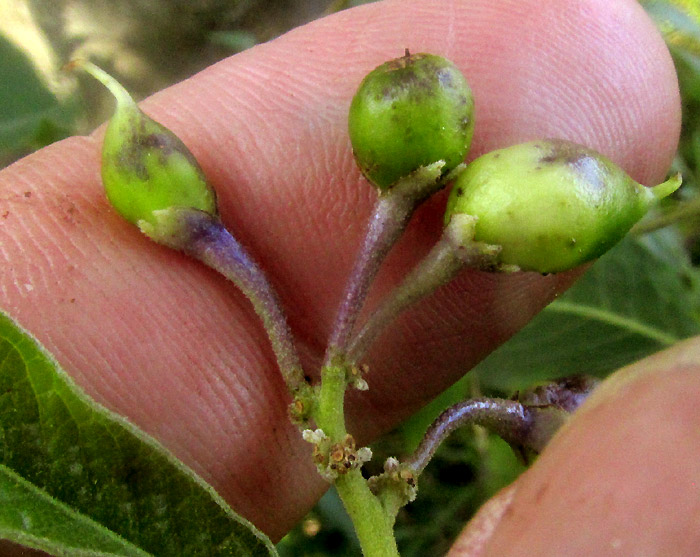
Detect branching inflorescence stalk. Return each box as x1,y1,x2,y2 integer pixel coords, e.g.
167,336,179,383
311,52,478,555
325,163,446,362
346,217,501,363
311,363,399,556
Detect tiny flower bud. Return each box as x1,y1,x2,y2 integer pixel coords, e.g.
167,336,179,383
302,429,329,445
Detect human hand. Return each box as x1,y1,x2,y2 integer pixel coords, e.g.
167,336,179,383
0,0,684,549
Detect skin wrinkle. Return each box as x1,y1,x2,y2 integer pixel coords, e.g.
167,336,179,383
183,376,253,475
320,173,368,244
173,320,302,528
1,142,98,309
0,0,682,543
77,331,132,410
0,236,28,303
506,14,594,142
95,317,166,410
231,50,339,125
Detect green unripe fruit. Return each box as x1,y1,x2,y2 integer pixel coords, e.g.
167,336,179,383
348,51,474,190
74,61,218,227
444,139,681,273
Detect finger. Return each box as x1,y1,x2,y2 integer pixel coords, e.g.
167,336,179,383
0,0,680,540
465,335,700,556
447,484,517,557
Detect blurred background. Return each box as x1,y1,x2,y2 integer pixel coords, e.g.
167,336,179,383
1,1,699,555
0,0,372,167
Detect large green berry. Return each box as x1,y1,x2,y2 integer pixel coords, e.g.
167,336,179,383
74,61,218,227
348,51,474,190
444,139,681,273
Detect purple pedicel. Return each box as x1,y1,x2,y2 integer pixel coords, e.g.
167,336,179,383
151,208,306,392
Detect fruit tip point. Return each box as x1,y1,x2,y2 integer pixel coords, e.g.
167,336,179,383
651,172,682,201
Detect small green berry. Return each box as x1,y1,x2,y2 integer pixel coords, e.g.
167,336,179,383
72,60,218,227
444,139,681,273
348,51,474,190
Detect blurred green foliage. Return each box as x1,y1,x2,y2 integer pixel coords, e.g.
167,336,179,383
0,35,77,167
1,0,699,555
643,0,700,262
0,0,331,168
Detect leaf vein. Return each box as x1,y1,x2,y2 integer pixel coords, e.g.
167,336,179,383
546,301,679,345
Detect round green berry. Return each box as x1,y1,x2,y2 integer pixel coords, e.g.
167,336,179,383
444,139,681,273
348,51,474,190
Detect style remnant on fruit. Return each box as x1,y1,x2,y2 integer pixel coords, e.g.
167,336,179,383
444,139,682,273
348,50,474,191
67,60,218,228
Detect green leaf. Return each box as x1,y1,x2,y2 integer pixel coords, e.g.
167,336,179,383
474,229,700,391
0,309,277,556
0,464,148,556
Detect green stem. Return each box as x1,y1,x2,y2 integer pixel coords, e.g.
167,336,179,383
311,165,470,556
335,471,400,557
316,364,348,440
377,484,406,528
314,363,399,556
